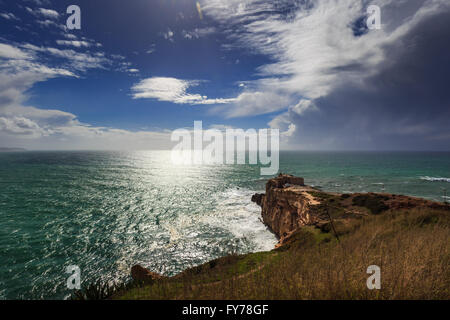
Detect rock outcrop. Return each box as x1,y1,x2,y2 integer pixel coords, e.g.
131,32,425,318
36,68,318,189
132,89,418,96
131,265,166,283
252,174,325,244
252,174,450,246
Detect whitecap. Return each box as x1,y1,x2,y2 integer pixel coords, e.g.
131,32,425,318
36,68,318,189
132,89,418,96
420,176,450,183
204,188,278,252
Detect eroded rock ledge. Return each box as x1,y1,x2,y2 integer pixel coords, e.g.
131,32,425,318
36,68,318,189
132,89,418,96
251,173,449,246
251,174,327,245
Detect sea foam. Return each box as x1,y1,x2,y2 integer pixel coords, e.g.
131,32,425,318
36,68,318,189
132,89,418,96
207,188,278,252
420,176,450,183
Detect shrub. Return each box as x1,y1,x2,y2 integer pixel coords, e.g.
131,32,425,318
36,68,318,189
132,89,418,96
352,194,389,214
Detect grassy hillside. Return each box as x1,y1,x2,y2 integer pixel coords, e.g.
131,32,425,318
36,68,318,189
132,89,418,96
108,204,449,300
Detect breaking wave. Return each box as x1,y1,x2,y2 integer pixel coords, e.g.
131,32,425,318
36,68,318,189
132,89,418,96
420,176,450,183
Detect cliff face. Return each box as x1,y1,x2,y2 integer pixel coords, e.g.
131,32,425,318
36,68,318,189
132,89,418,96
252,174,327,243
131,265,166,283
252,174,450,246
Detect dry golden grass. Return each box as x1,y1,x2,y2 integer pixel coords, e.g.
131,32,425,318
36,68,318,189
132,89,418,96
114,207,449,300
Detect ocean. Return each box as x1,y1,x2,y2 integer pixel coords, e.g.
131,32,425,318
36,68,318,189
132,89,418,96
0,151,449,299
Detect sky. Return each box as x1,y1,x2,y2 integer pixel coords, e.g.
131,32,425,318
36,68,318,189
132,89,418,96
0,0,449,151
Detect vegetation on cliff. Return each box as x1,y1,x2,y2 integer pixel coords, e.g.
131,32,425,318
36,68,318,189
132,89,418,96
74,175,450,300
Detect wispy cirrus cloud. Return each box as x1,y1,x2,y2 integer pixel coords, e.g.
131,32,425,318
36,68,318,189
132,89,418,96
55,40,92,48
20,5,66,31
0,43,31,59
182,27,216,39
131,77,236,105
26,7,59,19
0,39,165,149
0,12,20,20
18,43,109,72
161,29,175,42
200,0,388,116
0,4,169,150
199,0,450,149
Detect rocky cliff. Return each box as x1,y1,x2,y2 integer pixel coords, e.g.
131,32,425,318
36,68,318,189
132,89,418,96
251,174,329,244
251,174,448,246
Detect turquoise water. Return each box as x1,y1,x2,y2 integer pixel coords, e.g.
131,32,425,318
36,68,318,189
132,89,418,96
0,151,449,299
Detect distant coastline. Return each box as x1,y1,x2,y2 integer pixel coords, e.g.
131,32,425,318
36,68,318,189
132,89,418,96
0,148,26,152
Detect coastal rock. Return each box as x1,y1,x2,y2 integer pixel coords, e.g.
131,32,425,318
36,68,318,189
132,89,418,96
252,174,450,246
252,174,322,242
251,193,264,206
265,174,305,192
131,265,165,283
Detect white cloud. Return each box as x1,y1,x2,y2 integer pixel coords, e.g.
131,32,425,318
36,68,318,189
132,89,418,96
56,40,91,48
0,41,173,150
146,44,156,54
29,0,52,6
182,27,216,39
36,19,65,30
268,99,318,137
201,0,385,102
23,7,65,30
200,0,450,133
63,33,78,40
0,116,44,137
0,48,77,112
0,42,102,119
131,77,235,105
19,43,111,72
0,12,20,20
37,8,59,19
208,124,236,130
0,113,174,150
161,29,174,42
0,43,31,60
127,68,139,73
282,123,296,137
291,99,318,116
27,7,59,19
217,91,292,118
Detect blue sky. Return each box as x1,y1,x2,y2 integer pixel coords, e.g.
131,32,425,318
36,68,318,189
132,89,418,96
1,0,449,150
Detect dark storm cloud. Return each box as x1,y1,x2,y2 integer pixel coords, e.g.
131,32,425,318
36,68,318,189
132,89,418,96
203,0,449,150
289,7,450,150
